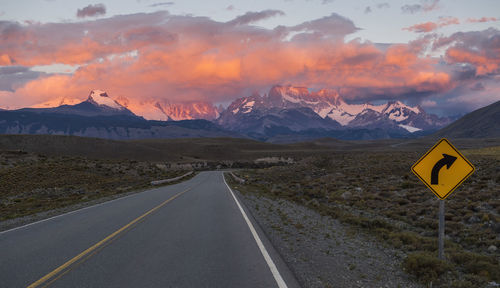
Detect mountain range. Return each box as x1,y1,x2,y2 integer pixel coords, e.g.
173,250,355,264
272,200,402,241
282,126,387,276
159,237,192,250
0,90,237,140
0,86,496,142
216,85,453,140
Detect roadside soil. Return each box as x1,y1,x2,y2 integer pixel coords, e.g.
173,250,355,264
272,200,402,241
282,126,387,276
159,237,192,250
237,191,423,288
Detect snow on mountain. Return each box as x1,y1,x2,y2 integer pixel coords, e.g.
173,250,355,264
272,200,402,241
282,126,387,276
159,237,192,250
398,124,422,133
19,90,138,118
382,100,420,122
29,90,219,121
87,90,125,110
221,85,451,132
155,101,220,121
114,98,220,121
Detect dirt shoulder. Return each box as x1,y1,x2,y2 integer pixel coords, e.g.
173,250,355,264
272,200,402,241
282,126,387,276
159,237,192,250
236,188,422,288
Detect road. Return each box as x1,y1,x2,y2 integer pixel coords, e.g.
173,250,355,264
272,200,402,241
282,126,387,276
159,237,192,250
0,171,299,288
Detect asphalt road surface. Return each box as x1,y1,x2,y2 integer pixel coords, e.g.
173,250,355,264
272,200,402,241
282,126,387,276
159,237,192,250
0,171,299,288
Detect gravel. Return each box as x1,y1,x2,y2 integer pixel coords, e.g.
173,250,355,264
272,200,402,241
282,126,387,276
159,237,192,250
237,191,423,288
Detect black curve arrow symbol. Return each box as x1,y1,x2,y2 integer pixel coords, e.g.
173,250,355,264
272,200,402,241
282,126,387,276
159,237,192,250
431,154,457,185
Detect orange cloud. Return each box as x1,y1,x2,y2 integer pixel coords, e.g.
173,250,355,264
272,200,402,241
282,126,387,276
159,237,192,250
434,28,500,76
404,22,438,33
403,17,459,33
467,17,497,23
0,11,461,110
0,54,13,65
446,48,499,75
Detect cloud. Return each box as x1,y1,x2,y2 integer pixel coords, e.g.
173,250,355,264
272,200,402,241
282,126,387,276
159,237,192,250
467,17,498,23
77,4,106,18
149,2,174,7
0,66,45,91
227,10,285,26
288,13,358,39
226,5,234,11
404,22,438,33
421,99,437,107
365,3,390,14
401,4,422,14
434,28,500,76
403,17,459,33
401,0,439,14
376,3,390,9
0,10,495,116
442,79,500,114
470,82,485,91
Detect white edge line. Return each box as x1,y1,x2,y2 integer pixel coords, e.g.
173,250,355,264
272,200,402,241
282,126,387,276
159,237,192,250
222,173,288,288
0,185,168,235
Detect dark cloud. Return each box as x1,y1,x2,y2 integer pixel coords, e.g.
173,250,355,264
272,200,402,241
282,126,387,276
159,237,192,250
0,66,45,91
376,3,390,9
365,3,389,14
227,10,284,26
77,4,106,18
449,63,477,81
434,28,500,76
470,82,485,91
401,0,439,14
290,13,358,39
401,4,422,14
149,2,174,7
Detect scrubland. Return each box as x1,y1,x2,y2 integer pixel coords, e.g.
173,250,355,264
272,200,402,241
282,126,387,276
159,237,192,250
230,146,499,287
0,151,191,221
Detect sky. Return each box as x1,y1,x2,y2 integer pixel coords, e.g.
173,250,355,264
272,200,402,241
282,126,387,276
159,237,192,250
0,0,499,116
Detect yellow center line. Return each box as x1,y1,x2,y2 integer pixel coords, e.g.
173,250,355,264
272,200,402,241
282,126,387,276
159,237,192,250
27,188,191,288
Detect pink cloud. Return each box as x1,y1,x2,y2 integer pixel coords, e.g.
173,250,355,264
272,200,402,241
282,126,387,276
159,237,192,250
1,10,496,114
434,28,500,76
404,22,438,33
467,17,498,23
403,17,459,33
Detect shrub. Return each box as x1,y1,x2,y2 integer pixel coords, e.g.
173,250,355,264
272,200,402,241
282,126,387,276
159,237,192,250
403,252,451,284
449,251,499,281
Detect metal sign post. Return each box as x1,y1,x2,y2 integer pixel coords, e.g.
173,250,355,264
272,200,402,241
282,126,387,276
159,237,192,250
438,200,445,260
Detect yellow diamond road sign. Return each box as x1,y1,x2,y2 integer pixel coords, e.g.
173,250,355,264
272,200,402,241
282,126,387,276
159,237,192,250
412,138,475,200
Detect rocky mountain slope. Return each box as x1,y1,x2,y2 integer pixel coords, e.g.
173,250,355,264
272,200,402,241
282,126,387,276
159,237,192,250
433,100,500,138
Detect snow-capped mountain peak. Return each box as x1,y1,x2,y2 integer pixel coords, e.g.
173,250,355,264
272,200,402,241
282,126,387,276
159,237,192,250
219,84,451,133
382,100,421,122
87,90,125,110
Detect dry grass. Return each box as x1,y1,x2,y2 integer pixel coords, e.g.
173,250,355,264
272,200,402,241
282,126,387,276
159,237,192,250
0,151,191,220
232,147,499,285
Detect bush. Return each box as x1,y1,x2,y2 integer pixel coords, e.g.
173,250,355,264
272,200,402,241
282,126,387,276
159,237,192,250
449,251,500,281
403,252,451,284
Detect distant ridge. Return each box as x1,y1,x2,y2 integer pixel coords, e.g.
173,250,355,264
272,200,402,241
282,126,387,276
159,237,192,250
21,90,138,117
433,100,500,138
